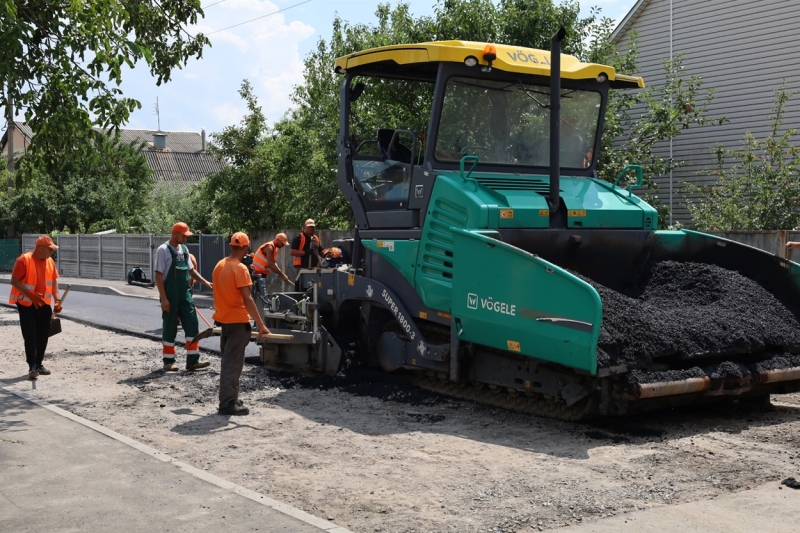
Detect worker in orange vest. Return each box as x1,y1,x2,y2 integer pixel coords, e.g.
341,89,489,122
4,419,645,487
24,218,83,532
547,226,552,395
290,219,323,272
251,233,292,303
9,235,62,380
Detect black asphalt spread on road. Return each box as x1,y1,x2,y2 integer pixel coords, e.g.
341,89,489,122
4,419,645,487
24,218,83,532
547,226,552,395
591,261,800,374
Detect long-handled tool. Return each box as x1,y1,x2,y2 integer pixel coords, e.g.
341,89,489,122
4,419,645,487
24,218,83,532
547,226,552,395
194,306,293,342
193,307,216,342
48,285,71,337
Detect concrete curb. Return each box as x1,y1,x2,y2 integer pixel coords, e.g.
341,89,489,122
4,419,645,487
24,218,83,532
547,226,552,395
0,381,353,533
0,276,213,306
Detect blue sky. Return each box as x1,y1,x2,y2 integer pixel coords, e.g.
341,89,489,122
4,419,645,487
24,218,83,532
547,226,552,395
5,0,633,140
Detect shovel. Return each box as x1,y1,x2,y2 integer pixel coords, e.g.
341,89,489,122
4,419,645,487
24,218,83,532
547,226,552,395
49,285,71,337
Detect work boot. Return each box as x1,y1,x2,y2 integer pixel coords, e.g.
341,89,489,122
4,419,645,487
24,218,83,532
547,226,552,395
219,401,249,416
163,362,179,372
186,361,211,371
37,365,51,375
28,367,39,379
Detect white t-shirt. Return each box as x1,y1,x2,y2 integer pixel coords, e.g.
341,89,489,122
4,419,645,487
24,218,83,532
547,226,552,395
155,243,195,277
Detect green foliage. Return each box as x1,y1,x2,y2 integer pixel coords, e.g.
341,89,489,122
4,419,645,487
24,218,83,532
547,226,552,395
0,0,209,178
593,29,725,226
0,136,153,233
137,181,213,234
686,81,800,231
201,1,603,231
199,1,724,232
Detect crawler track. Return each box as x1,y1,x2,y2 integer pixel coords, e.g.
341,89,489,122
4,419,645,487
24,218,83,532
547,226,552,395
413,375,596,421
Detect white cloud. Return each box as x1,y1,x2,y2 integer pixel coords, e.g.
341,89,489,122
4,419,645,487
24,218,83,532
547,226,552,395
121,0,316,134
211,103,246,125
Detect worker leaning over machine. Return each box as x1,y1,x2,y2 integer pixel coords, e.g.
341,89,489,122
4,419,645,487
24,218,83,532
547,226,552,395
155,222,213,372
9,235,62,380
251,232,292,301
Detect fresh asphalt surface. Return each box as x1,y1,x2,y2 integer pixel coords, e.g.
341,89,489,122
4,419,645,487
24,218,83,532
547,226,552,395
57,291,260,357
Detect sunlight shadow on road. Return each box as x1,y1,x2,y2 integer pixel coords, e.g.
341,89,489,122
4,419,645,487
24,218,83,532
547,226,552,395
170,408,266,435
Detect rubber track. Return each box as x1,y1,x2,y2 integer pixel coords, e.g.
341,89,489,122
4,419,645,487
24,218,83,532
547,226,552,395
413,375,595,421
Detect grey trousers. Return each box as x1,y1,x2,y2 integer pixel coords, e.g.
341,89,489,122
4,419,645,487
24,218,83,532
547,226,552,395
218,322,251,410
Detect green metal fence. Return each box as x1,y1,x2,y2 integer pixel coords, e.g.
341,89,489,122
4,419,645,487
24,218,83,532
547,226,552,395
0,239,21,271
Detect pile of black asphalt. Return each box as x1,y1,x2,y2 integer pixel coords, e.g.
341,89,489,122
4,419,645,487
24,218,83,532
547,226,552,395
591,261,800,372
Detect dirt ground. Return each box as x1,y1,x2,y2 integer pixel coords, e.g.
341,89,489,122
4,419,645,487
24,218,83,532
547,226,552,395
1,307,799,533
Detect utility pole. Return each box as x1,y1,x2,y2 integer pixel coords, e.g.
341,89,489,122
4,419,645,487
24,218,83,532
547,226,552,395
6,84,16,238
6,89,13,174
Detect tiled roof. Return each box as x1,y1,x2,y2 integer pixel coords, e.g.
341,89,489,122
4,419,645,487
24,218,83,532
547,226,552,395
143,151,224,191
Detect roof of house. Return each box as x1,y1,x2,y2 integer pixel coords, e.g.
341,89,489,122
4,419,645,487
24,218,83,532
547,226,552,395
2,122,221,188
1,122,34,151
143,151,224,191
610,0,653,42
110,129,205,153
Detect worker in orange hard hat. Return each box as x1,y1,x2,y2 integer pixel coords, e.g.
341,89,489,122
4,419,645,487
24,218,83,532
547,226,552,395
212,231,270,416
9,235,62,380
154,222,213,372
251,233,292,308
252,233,292,282
289,219,323,272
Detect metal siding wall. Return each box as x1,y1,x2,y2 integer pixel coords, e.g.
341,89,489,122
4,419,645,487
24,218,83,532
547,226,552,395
21,233,228,282
57,235,79,277
125,235,153,280
613,0,800,224
78,236,100,278
199,235,227,287
101,235,125,280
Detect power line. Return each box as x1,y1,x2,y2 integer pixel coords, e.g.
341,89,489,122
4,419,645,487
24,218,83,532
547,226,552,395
202,0,230,9
206,0,311,36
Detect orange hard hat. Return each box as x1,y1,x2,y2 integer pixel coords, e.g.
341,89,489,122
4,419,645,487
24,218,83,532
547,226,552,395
171,222,193,236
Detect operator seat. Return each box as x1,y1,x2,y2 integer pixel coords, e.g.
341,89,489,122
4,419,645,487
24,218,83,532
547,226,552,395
377,128,413,164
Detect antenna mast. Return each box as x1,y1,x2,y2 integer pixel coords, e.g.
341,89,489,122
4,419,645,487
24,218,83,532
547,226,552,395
153,97,161,131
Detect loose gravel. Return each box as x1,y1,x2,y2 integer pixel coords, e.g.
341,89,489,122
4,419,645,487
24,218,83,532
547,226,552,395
2,307,800,533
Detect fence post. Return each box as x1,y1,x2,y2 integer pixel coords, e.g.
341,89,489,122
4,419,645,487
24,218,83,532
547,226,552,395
122,235,127,278
76,234,81,278
148,235,154,280
99,236,103,278
198,235,204,293
56,235,61,272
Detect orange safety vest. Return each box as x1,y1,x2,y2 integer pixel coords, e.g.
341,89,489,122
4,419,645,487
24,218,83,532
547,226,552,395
293,233,321,267
9,252,57,307
252,241,279,275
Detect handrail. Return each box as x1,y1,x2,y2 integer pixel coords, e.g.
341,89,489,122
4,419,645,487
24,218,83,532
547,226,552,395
612,164,643,197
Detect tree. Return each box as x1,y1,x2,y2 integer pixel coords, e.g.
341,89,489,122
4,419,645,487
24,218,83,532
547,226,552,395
0,0,209,176
203,1,723,231
138,181,213,234
203,80,290,234
686,81,800,231
596,49,725,226
0,136,153,233
203,1,602,231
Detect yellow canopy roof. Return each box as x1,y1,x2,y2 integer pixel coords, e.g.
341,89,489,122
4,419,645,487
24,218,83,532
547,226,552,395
334,40,644,88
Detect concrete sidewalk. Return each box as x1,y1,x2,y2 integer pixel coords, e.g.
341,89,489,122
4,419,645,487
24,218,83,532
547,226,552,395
0,273,213,307
0,386,349,533
546,480,799,532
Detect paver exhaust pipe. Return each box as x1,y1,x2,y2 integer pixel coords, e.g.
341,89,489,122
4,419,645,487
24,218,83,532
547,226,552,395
549,26,566,226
